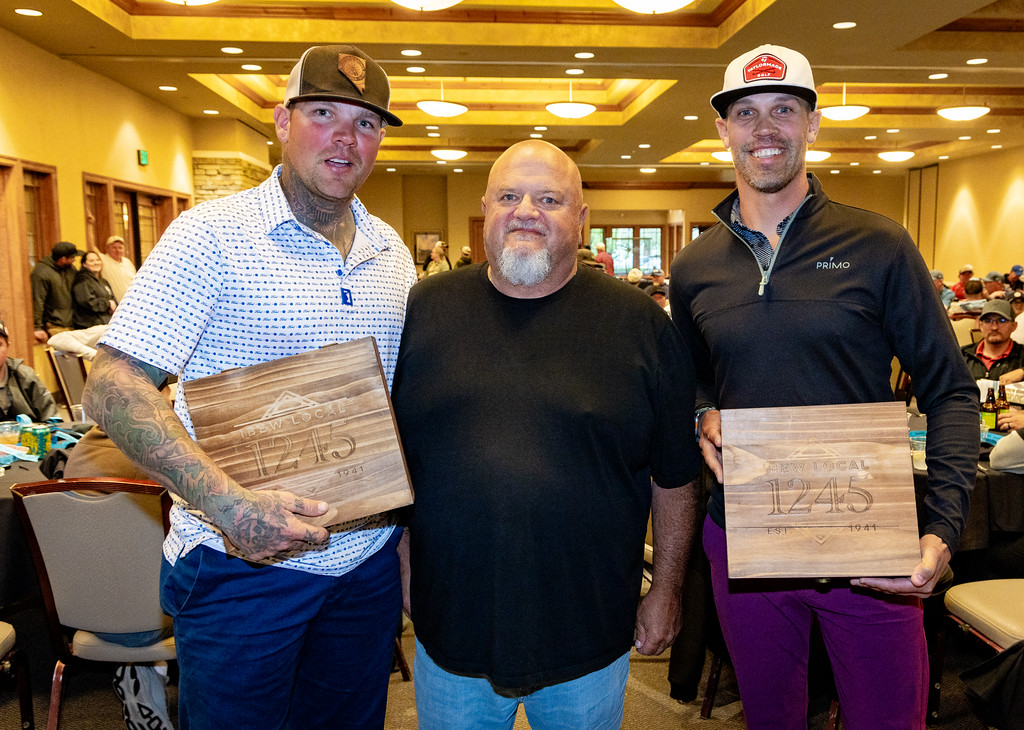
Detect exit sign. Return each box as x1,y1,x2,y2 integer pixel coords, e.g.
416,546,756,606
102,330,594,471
137,150,149,166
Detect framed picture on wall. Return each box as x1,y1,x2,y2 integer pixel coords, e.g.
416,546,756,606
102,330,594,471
414,231,442,264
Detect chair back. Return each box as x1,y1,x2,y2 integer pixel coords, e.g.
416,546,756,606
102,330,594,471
46,349,88,408
11,479,170,647
950,317,979,348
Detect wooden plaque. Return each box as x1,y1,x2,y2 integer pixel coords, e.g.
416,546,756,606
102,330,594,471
183,338,413,528
721,401,921,579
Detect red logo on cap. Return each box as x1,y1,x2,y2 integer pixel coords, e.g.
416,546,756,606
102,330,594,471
743,53,787,83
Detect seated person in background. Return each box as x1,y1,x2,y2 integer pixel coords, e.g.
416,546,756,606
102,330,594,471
992,410,1024,473
0,319,58,421
72,251,117,329
931,270,956,308
951,263,973,300
949,277,986,318
649,285,671,316
1010,291,1024,346
961,300,1024,385
640,267,667,291
983,271,1007,300
419,243,452,279
626,267,643,286
63,422,173,730
46,324,109,361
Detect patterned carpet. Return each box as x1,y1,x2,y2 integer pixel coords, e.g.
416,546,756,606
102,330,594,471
1,606,995,729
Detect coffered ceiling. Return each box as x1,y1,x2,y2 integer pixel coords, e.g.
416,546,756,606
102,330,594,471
4,0,1022,182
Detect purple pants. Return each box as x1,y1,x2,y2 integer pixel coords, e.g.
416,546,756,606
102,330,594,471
704,515,927,729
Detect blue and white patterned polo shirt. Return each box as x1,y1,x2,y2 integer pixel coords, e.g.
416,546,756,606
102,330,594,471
101,166,417,576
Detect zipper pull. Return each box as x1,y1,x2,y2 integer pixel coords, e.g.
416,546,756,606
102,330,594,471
758,273,767,296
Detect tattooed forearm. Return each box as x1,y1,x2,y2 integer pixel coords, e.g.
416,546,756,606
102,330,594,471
82,346,329,559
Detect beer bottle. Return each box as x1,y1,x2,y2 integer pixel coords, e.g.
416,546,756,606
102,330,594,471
981,387,998,430
997,385,1010,429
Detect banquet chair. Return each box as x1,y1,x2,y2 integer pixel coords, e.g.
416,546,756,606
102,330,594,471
44,349,88,410
10,478,175,730
1,620,34,729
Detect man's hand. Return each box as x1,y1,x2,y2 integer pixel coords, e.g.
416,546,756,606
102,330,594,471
850,534,951,598
699,409,724,482
997,407,1024,431
634,586,681,655
34,329,49,344
998,368,1024,386
215,488,330,561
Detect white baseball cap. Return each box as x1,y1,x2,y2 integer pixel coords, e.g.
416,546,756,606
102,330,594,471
711,44,817,118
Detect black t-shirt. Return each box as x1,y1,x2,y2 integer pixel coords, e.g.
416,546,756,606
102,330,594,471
393,263,700,689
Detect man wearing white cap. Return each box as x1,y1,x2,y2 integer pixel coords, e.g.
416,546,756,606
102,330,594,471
97,235,137,302
84,44,416,728
670,45,979,728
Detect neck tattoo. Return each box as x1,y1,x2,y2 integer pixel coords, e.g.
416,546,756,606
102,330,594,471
282,170,356,260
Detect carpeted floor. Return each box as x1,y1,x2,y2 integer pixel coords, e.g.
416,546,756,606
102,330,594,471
1,605,995,729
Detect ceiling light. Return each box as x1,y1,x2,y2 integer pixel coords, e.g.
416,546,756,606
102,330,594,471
700,161,710,166
621,155,632,160
966,58,988,65
221,47,243,54
830,170,840,174
534,126,547,131
566,69,585,75
937,106,990,121
391,0,463,10
683,115,698,121
431,149,467,161
939,155,949,160
575,52,595,59
850,162,860,166
992,145,1003,149
386,167,397,172
878,151,914,162
158,86,177,92
886,128,900,133
427,132,440,137
929,73,948,80
417,80,468,117
203,110,220,115
613,0,696,12
401,50,422,57
958,136,972,140
820,83,869,121
407,67,426,74
640,168,657,174
711,151,732,162
14,8,43,16
988,129,1001,134
426,125,439,130
832,21,856,30
864,135,877,140
454,168,463,172
638,144,651,149
872,170,881,174
530,133,543,138
266,140,273,145
241,64,262,71
436,160,447,165
162,0,219,5
805,150,831,162
546,81,596,119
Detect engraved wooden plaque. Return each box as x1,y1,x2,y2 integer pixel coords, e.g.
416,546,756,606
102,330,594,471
721,401,921,579
183,338,413,528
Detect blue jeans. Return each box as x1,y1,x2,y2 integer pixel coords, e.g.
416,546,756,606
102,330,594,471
414,639,629,730
160,531,401,730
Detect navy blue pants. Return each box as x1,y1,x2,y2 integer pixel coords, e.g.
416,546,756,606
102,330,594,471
160,531,401,729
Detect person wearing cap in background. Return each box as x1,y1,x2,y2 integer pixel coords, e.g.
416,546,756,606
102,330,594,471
1006,263,1023,292
30,240,80,343
82,44,416,728
931,270,956,308
97,235,137,303
961,299,1024,385
649,285,671,316
626,267,643,286
982,270,1007,299
0,319,58,421
951,263,973,299
640,267,667,291
455,245,473,268
1010,290,1024,345
670,44,978,728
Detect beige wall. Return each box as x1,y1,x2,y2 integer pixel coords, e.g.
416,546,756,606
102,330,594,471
933,145,1024,278
0,27,195,248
